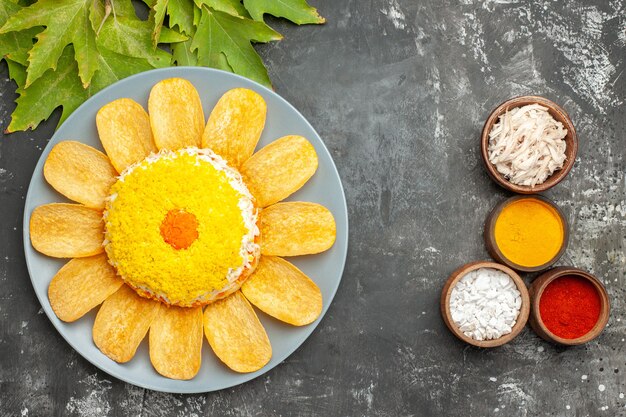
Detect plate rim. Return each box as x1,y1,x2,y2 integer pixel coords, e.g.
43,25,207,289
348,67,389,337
22,66,349,394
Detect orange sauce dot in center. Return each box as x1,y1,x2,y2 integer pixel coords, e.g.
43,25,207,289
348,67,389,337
159,209,199,250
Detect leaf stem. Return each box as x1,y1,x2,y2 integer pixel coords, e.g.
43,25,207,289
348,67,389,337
96,0,113,35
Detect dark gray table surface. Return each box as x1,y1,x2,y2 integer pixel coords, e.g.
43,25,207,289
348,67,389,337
1,1,625,416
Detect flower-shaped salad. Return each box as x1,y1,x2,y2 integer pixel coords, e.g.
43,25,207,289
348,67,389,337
30,78,336,380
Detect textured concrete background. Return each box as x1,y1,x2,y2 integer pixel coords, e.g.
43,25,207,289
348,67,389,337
1,0,625,416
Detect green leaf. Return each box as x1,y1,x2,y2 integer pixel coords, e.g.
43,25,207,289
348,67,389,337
152,0,198,46
191,6,281,87
0,0,99,88
7,46,88,132
151,0,168,47
6,58,27,86
167,0,195,35
3,0,321,133
7,43,158,132
193,3,202,26
195,0,249,17
215,51,233,73
243,0,324,24
0,1,40,65
1,26,38,65
89,46,157,93
98,14,172,67
159,26,188,43
172,39,198,66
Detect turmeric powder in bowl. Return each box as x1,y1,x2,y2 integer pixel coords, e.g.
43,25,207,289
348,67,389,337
484,196,568,272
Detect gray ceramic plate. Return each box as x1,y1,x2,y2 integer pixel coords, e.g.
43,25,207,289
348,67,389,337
23,67,348,393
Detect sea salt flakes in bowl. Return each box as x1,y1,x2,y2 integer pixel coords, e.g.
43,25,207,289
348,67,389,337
441,261,530,348
450,268,521,341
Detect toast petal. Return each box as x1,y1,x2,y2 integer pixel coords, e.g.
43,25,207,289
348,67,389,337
203,291,271,373
30,203,104,258
202,88,266,167
242,256,322,326
93,285,161,363
149,306,203,380
260,202,336,256
49,254,124,322
240,135,317,207
148,78,204,150
43,141,117,209
96,98,157,173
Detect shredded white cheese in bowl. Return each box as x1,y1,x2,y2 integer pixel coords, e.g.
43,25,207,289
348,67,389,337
487,104,568,187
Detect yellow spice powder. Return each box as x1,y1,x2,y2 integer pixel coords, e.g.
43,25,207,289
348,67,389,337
494,198,564,267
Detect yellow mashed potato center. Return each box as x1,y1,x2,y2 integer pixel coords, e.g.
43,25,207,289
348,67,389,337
104,150,250,306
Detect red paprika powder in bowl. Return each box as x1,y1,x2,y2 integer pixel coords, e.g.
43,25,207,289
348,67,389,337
529,267,610,345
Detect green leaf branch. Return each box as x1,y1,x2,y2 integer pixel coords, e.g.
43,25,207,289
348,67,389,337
0,0,324,133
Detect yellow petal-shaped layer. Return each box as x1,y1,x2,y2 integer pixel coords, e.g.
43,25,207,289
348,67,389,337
241,256,322,326
93,285,161,363
96,98,157,173
149,306,203,380
148,78,204,150
202,88,266,167
203,291,271,373
240,135,318,207
49,254,124,322
43,141,117,209
260,202,336,256
30,203,104,258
